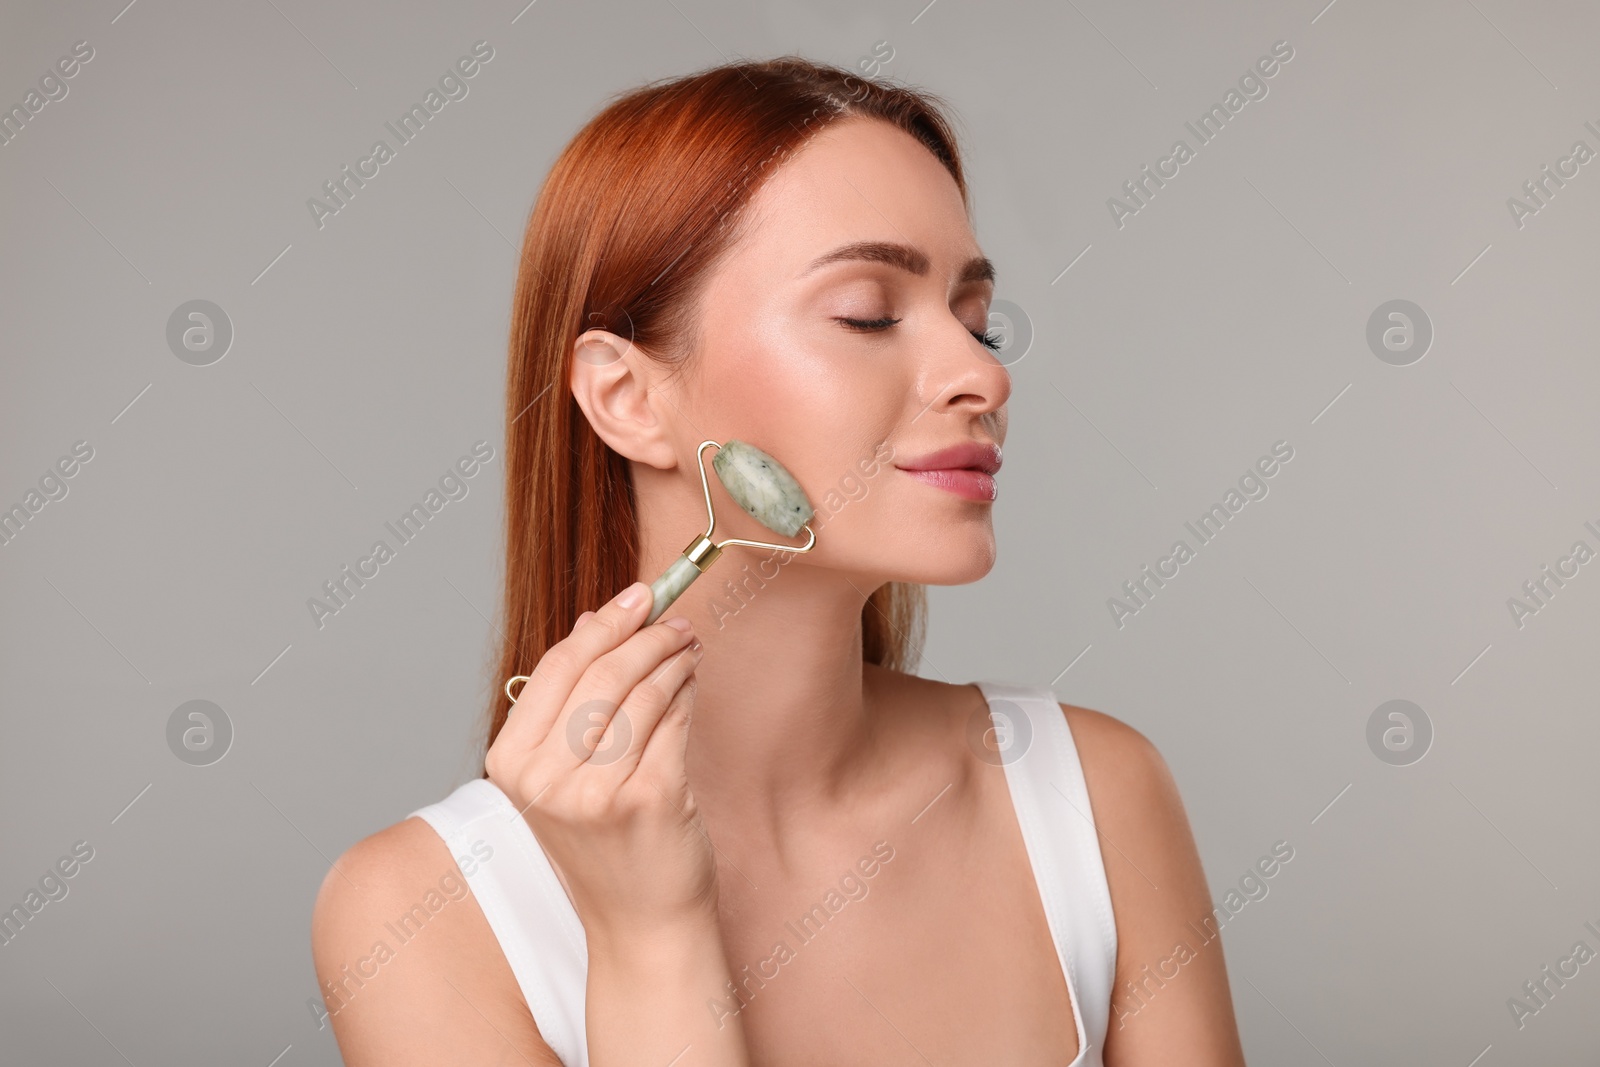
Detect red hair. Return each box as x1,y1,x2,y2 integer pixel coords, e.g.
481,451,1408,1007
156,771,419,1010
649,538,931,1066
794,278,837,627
484,56,969,759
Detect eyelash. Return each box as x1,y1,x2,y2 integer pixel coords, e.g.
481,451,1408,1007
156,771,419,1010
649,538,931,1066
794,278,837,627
837,316,1004,352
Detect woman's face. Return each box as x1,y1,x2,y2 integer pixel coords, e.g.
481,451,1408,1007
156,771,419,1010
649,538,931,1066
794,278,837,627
657,115,1011,588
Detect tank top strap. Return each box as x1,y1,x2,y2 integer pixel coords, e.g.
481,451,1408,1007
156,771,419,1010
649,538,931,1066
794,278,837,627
410,778,591,1067
973,679,1119,1066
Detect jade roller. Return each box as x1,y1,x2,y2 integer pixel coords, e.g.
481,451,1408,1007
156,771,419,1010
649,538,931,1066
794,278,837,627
503,441,815,703
643,439,817,625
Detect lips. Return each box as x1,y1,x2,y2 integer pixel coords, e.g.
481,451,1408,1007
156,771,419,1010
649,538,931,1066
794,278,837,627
894,441,1002,502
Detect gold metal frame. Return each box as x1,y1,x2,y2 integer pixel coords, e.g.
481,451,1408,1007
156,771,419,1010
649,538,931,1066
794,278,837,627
677,437,817,564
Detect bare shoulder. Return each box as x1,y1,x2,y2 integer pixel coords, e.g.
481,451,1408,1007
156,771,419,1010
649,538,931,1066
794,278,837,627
1055,701,1194,896
310,815,561,1066
312,817,469,955
1057,703,1202,890
1056,703,1246,1064
1058,703,1160,764
1058,704,1183,816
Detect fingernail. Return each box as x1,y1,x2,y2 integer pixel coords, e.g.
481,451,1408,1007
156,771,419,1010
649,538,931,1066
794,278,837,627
617,582,649,610
664,616,693,634
689,639,703,652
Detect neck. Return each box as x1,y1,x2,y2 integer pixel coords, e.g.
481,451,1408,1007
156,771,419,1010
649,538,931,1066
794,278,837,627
637,537,884,839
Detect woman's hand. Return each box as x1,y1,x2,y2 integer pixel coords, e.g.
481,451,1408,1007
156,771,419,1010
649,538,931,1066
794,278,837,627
485,581,715,947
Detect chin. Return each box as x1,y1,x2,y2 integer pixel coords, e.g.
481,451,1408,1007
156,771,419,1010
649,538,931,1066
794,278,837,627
905,554,998,587
874,528,999,587
795,478,999,585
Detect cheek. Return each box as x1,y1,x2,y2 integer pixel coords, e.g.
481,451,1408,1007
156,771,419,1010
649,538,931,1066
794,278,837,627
715,347,901,485
690,301,912,544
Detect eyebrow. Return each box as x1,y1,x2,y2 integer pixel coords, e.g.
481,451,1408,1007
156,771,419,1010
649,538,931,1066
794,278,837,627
801,240,995,285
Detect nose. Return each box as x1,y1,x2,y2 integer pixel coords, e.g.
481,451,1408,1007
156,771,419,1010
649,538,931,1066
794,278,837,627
914,317,1012,421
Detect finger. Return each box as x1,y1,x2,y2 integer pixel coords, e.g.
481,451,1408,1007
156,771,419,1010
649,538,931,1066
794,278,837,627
547,617,695,769
497,583,653,754
532,582,653,701
590,636,703,777
491,610,586,771
634,668,697,787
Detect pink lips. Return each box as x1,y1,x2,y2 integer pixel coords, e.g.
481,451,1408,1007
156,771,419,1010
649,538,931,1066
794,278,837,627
894,442,1002,502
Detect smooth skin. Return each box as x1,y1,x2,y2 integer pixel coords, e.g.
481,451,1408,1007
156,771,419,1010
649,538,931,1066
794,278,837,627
312,115,1246,1065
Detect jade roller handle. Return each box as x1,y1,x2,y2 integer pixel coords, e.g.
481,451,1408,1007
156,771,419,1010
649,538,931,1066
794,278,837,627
644,534,722,625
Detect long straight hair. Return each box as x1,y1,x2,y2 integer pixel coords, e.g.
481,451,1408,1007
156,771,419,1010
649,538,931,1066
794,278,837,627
484,56,969,759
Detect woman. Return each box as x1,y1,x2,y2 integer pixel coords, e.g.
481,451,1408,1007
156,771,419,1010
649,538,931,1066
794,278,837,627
311,56,1246,1066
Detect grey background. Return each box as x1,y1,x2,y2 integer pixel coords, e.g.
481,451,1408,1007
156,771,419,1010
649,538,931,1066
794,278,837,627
2,0,1597,1063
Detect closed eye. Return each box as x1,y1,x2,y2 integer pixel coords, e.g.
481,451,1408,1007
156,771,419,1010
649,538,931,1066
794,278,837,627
836,316,1003,353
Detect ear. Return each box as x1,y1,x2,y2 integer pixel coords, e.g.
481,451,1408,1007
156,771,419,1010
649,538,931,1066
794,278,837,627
568,329,679,470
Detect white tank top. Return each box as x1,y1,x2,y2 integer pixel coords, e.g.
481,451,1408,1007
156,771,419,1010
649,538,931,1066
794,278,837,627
411,679,1119,1066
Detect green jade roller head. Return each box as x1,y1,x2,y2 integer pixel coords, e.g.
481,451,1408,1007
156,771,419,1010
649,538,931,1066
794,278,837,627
644,440,817,625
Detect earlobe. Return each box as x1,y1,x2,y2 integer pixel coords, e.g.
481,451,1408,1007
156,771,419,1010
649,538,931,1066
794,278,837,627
568,329,678,470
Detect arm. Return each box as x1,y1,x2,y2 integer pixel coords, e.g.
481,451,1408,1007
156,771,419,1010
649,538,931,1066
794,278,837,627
310,818,563,1065
1062,704,1248,1067
586,914,752,1064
